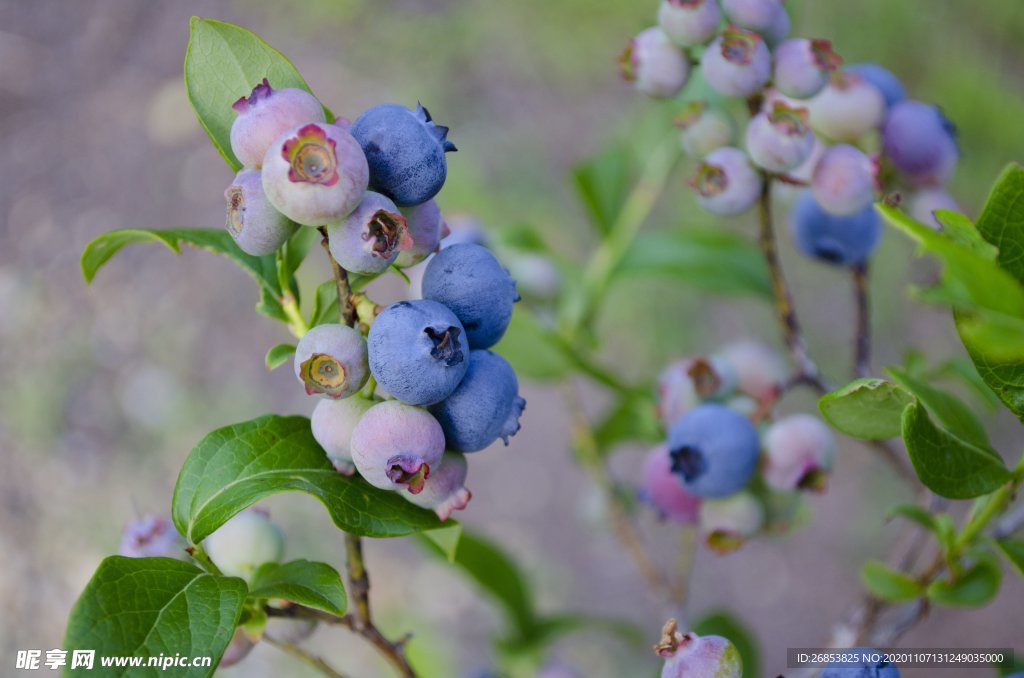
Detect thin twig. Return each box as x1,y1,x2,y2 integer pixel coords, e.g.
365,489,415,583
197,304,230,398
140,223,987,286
852,262,872,378
318,225,356,326
264,636,351,678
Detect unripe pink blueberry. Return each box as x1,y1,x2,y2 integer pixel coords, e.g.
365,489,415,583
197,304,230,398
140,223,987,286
807,73,885,142
909,188,959,230
883,100,958,186
676,101,735,159
701,26,771,98
119,515,187,560
690,147,763,216
721,0,782,34
657,356,738,427
620,27,691,99
262,122,369,226
762,413,836,492
773,39,842,100
655,620,742,678
311,395,375,475
641,445,701,524
229,79,325,170
219,628,255,668
204,508,284,581
746,103,815,173
224,169,298,256
657,0,721,47
395,199,447,268
350,400,445,494
327,191,412,274
811,144,877,216
293,324,369,399
714,340,788,402
404,450,472,521
698,491,764,553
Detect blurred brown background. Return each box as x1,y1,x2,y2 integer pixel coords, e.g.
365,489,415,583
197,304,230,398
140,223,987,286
1,1,1023,676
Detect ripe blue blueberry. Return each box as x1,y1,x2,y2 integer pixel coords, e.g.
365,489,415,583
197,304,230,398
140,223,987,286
699,491,764,553
676,101,735,159
790,190,881,266
701,26,771,97
368,300,469,406
745,102,815,173
845,63,906,110
311,395,375,475
429,350,525,452
667,403,759,498
807,73,885,142
821,649,900,678
763,413,836,491
655,620,742,678
294,323,369,399
721,0,783,35
690,147,763,216
883,100,958,185
811,144,876,216
773,39,842,100
350,103,456,207
327,191,412,274
224,169,298,256
404,450,472,520
641,445,701,524
262,122,369,226
229,79,325,170
204,508,284,581
620,27,691,99
422,243,519,349
119,515,187,560
657,0,721,47
396,199,447,268
350,400,445,494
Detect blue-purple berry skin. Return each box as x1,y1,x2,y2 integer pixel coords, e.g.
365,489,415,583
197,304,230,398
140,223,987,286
745,105,814,173
808,74,885,143
791,190,881,266
691,147,763,216
350,103,456,207
311,395,375,474
327,191,411,274
621,27,691,99
882,100,958,182
368,300,469,406
658,0,721,47
773,39,841,100
821,648,900,678
845,63,906,110
701,27,771,97
429,350,525,452
677,102,735,158
721,0,783,34
658,625,742,678
350,400,445,494
119,515,186,560
422,243,519,349
293,324,369,399
396,199,447,268
811,144,876,216
229,79,325,170
667,403,760,498
225,170,298,256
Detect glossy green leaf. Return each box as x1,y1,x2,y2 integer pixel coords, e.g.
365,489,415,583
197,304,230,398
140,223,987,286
886,367,991,449
172,415,443,544
901,401,1011,499
887,504,938,532
572,145,634,235
309,280,341,327
264,343,295,371
995,538,1024,577
65,557,246,677
494,308,572,380
926,560,1002,607
418,523,463,563
249,559,347,616
693,611,760,678
818,378,913,440
934,209,999,259
974,163,1024,285
861,560,924,602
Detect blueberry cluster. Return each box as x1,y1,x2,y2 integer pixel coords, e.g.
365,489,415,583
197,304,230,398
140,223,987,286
640,340,836,553
622,0,960,267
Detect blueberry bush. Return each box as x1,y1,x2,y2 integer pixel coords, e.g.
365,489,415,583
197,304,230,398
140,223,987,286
65,5,1024,678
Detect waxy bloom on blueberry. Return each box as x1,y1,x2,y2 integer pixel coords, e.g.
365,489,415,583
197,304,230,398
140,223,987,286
701,26,771,97
807,73,885,143
350,400,445,494
721,0,782,34
620,27,691,99
812,144,877,216
204,508,284,581
293,323,369,399
224,169,297,256
311,395,375,475
351,103,456,207
655,619,742,678
773,38,842,100
676,101,735,159
657,356,737,427
429,350,525,452
821,648,900,678
746,103,815,173
368,300,469,406
714,339,787,402
667,403,760,498
690,147,763,216
404,450,472,520
763,414,836,492
909,188,960,230
845,63,906,110
657,0,721,47
229,79,325,170
422,243,519,349
883,100,958,186
119,515,186,560
262,122,369,226
641,445,701,524
327,191,411,274
791,190,881,266
699,491,764,553
396,199,447,268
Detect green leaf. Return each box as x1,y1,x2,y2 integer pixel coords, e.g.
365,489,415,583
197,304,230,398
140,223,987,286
184,17,329,170
934,209,999,259
887,504,938,532
901,401,1011,499
931,358,1001,410
248,559,347,616
81,228,279,295
974,163,1024,285
65,557,246,677
995,538,1024,577
309,280,341,327
818,378,913,440
594,392,661,455
418,523,463,563
861,560,924,602
503,613,646,654
616,229,772,298
571,145,634,235
886,367,991,449
956,310,1024,422
926,559,1002,607
693,611,760,678
281,227,320,283
172,415,443,544
265,343,295,371
494,308,572,380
